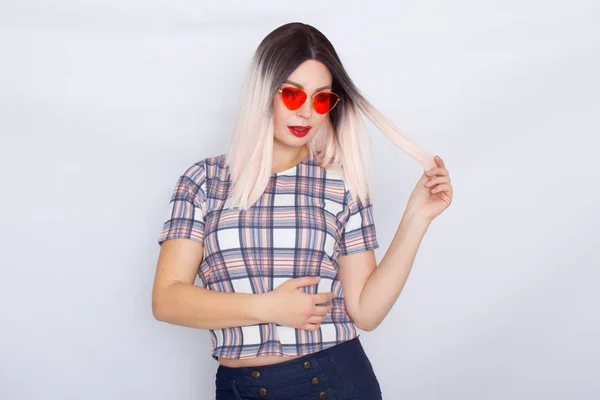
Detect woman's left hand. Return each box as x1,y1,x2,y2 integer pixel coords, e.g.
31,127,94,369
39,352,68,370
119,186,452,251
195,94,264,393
405,155,453,222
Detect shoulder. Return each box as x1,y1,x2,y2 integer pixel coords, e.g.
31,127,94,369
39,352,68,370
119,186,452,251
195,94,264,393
180,153,228,182
314,161,373,210
172,154,227,201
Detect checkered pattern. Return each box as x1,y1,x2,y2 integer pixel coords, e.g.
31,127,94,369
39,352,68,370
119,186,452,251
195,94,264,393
158,153,378,360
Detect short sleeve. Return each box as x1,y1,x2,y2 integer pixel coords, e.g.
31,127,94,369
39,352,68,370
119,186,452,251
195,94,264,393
337,190,379,256
158,162,207,246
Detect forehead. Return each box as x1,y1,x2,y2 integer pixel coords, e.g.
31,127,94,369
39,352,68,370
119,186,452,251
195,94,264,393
285,60,333,89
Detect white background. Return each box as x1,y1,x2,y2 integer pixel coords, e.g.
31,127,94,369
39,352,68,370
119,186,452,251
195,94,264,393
1,1,599,399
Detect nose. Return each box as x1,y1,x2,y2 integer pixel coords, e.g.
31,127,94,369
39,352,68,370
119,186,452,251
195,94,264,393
296,96,313,120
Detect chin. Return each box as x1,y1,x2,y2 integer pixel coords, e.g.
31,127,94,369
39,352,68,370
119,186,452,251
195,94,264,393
274,133,311,147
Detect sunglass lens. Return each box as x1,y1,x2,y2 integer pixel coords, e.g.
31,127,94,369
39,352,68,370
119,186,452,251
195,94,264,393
313,92,340,114
280,87,307,110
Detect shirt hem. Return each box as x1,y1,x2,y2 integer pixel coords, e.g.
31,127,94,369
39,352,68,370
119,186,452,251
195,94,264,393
211,337,358,360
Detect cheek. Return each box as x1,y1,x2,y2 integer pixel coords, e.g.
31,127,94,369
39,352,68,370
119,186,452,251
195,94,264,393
273,100,292,129
273,102,284,125
312,114,329,129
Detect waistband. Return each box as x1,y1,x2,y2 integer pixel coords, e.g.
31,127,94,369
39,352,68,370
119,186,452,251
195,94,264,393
216,336,362,381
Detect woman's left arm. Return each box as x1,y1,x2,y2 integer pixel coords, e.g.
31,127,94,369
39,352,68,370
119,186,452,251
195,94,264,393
338,155,453,331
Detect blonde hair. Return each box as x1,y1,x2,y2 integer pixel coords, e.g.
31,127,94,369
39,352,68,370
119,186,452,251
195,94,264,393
225,23,434,210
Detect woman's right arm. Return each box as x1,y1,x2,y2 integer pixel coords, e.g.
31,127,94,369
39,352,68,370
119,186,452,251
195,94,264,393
151,238,334,330
152,238,268,329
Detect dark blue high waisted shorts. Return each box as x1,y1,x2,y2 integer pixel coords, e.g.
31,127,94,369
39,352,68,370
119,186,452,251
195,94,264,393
215,336,382,400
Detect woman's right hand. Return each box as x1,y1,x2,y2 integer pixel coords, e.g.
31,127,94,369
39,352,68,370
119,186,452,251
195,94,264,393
260,276,335,331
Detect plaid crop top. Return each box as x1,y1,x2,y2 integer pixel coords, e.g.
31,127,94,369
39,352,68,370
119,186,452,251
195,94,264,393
158,152,378,360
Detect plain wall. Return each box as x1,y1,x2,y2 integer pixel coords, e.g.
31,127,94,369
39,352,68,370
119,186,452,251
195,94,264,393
1,1,598,399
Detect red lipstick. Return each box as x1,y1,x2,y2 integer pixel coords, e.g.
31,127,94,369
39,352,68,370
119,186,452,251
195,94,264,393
288,126,312,137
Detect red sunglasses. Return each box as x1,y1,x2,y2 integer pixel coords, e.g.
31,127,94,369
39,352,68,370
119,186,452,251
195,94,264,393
277,87,341,114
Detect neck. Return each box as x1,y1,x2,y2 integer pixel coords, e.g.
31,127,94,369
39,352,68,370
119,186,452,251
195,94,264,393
271,144,308,174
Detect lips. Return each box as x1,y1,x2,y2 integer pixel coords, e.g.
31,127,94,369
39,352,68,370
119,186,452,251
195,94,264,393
288,126,312,137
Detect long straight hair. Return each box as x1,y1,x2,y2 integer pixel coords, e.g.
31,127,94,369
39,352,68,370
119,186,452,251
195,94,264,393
224,22,434,210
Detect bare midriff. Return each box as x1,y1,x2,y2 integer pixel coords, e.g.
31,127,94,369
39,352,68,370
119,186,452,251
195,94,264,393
218,354,304,368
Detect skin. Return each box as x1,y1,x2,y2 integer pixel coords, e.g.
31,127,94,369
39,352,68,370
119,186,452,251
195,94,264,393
271,59,333,173
151,59,454,369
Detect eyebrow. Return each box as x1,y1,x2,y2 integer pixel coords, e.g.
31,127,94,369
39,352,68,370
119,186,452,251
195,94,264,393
283,80,332,92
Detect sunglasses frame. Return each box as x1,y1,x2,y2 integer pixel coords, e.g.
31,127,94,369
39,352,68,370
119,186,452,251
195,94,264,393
277,87,342,114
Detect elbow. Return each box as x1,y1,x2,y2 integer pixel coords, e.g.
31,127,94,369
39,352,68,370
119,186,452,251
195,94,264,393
152,289,170,322
353,316,381,332
152,299,166,322
152,305,164,322
355,321,379,332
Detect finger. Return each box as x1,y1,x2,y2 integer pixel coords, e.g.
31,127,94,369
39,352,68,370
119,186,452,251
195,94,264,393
436,155,446,168
307,315,325,324
424,176,450,187
313,304,333,316
314,292,336,304
301,323,320,331
431,183,452,194
425,166,449,178
418,171,430,186
290,276,321,289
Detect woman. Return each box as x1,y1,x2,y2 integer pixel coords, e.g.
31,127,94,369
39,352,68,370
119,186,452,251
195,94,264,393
152,22,453,400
